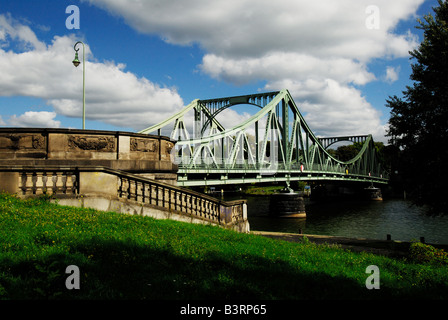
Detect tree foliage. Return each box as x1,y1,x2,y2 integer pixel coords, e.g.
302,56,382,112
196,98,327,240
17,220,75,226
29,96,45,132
386,0,448,213
330,142,387,168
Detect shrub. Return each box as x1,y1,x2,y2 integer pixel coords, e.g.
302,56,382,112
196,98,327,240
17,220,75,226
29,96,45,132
409,242,448,265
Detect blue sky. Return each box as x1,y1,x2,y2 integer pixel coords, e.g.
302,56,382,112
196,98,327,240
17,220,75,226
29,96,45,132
0,0,440,142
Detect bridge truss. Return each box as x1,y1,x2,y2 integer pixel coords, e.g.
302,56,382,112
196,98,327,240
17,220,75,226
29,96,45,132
140,89,389,187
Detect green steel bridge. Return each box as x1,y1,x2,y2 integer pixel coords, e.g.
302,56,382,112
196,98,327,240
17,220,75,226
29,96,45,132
140,89,389,187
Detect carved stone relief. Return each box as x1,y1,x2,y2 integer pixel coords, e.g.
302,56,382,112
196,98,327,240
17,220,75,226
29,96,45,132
68,136,115,151
165,142,174,154
130,138,158,152
0,134,46,150
32,135,45,149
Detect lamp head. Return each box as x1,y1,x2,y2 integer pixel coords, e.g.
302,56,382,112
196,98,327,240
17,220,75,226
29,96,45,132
72,52,81,67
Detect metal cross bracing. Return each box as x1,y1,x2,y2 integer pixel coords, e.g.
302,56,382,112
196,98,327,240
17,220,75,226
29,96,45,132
318,135,369,149
139,89,389,187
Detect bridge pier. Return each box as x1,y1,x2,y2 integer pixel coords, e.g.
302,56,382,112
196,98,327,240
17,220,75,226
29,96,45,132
310,182,383,201
269,190,306,218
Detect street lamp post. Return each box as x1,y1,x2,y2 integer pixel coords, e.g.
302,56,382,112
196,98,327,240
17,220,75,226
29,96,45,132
72,41,86,129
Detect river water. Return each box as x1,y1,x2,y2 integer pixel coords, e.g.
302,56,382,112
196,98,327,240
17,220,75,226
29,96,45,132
223,194,448,245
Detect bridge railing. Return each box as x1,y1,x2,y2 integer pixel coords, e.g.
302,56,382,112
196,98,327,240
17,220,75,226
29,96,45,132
175,158,388,179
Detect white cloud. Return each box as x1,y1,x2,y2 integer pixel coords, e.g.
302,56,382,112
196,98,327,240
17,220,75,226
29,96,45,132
384,66,400,83
265,79,387,140
84,0,421,60
200,52,376,86
83,0,424,141
8,111,61,128
0,13,46,51
215,108,253,129
0,14,184,131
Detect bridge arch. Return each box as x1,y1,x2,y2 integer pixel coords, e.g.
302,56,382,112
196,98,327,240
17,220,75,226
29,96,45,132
200,102,263,136
318,135,369,150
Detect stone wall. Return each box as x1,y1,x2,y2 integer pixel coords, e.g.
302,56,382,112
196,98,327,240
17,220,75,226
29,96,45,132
0,128,177,184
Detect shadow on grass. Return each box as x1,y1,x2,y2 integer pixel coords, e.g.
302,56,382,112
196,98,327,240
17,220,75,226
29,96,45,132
0,236,444,300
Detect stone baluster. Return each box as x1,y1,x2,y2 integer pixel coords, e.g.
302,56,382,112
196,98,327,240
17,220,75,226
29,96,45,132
54,172,62,194
204,200,208,219
35,172,44,195
118,176,124,198
185,194,190,214
140,182,146,203
122,177,128,198
65,172,73,195
41,172,48,194
162,187,167,208
149,184,154,205
171,190,176,211
130,180,137,200
136,181,143,202
50,173,57,194
199,199,204,217
20,172,31,195
72,173,78,194
183,194,188,213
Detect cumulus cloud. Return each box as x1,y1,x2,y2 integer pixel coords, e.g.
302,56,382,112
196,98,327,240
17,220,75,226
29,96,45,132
0,13,184,131
8,111,61,128
84,0,421,60
384,66,400,83
83,0,423,141
0,13,46,51
200,52,376,86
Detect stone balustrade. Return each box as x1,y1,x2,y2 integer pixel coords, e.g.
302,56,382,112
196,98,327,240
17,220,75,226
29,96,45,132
0,165,249,233
18,170,78,196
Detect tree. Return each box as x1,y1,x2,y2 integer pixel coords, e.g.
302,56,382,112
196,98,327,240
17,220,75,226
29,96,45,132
333,144,360,162
386,0,448,213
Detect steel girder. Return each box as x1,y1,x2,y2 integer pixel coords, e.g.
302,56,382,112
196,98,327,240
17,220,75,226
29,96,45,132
139,89,389,186
318,135,369,149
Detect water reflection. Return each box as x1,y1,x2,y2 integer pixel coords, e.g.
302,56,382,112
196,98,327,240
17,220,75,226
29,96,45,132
241,195,448,244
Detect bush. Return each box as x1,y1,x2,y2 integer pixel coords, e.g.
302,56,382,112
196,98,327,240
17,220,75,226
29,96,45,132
409,242,448,265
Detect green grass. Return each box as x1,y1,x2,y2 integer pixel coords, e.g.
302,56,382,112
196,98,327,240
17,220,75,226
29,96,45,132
242,185,286,195
1,192,448,300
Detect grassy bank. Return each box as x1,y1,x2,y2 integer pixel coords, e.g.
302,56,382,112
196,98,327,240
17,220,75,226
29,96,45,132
1,193,447,300
241,185,286,195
